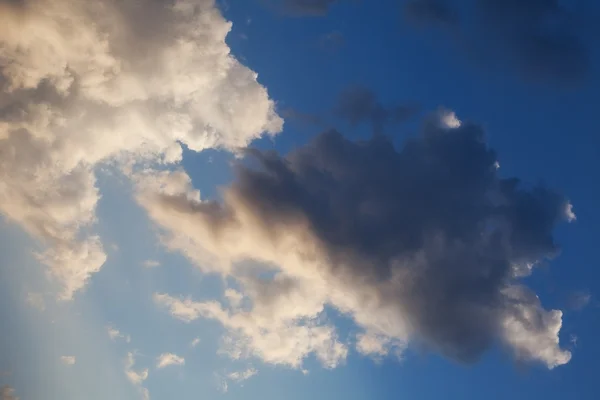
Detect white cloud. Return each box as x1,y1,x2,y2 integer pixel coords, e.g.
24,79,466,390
500,285,572,368
154,292,347,369
190,337,201,347
107,326,131,343
227,367,258,382
156,353,185,369
142,260,161,268
0,0,282,300
564,202,577,222
438,109,461,128
356,332,395,359
217,367,258,392
60,356,76,365
124,353,149,400
224,289,244,309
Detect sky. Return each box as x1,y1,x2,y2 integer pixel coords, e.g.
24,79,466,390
1,0,599,399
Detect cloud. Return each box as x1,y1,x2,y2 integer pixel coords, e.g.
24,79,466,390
404,0,458,28
217,367,258,392
0,0,282,300
142,109,573,369
156,353,185,369
273,0,340,16
190,337,201,347
60,356,76,365
227,367,258,383
404,0,593,85
154,293,347,368
0,385,18,400
567,290,591,311
142,260,161,268
334,86,419,135
107,326,131,343
124,352,149,400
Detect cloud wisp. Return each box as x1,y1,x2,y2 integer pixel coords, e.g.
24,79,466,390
125,353,149,400
263,0,341,16
60,356,76,365
156,353,185,369
404,0,594,85
334,86,419,135
143,109,574,370
0,0,282,300
107,326,131,343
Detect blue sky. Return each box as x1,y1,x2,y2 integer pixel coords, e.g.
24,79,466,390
1,0,599,399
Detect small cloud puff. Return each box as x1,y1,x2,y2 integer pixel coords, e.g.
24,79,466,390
156,353,185,369
60,356,76,365
142,259,161,268
107,326,131,343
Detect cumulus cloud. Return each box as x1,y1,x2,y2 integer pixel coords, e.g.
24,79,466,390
190,337,201,347
125,352,149,400
404,0,593,85
0,0,282,299
0,385,18,400
156,353,185,369
334,86,418,135
60,355,76,365
143,109,573,369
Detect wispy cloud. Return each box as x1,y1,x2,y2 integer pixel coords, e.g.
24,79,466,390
217,367,258,392
107,326,131,343
156,353,185,369
142,260,161,268
60,356,76,365
124,353,149,400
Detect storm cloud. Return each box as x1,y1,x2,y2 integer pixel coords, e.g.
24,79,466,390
334,86,419,135
404,0,593,85
141,109,573,368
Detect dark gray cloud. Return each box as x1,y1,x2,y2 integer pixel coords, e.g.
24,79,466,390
262,0,339,16
404,0,458,27
404,0,593,85
334,86,419,135
281,108,327,127
285,0,337,16
139,108,573,367
202,111,572,364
